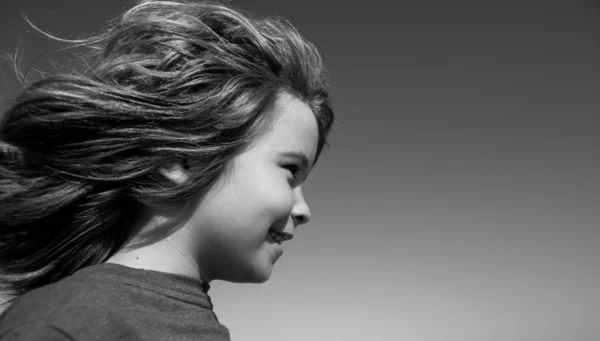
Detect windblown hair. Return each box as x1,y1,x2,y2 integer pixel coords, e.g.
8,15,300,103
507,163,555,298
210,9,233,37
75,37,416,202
0,0,334,299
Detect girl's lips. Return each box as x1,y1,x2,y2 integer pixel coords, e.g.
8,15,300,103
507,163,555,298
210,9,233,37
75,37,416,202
267,232,285,260
268,229,293,244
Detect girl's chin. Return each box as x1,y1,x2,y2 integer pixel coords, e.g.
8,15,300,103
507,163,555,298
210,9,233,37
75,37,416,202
223,260,275,284
248,262,275,283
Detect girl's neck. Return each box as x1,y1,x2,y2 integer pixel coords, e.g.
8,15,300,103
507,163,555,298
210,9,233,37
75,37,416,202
105,214,204,282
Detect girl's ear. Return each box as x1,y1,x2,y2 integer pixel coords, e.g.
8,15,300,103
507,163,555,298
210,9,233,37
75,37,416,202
159,162,190,185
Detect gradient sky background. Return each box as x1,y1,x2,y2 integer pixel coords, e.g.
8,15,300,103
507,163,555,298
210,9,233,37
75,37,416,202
1,1,599,340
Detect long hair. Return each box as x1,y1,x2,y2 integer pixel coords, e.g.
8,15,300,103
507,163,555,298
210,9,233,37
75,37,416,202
0,0,334,300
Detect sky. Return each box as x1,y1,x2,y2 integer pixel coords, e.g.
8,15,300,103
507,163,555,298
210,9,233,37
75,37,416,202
1,1,599,340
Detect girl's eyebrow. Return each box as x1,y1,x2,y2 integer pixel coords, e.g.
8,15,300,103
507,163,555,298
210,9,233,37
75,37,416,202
279,151,311,169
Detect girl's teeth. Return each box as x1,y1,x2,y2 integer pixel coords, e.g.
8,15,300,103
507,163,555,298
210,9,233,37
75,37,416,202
269,231,283,244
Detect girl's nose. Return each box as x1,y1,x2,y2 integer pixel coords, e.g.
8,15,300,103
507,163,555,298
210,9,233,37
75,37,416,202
291,187,311,226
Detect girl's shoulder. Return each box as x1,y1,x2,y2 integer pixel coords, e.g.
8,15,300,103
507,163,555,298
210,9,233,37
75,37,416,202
0,264,133,339
0,263,231,341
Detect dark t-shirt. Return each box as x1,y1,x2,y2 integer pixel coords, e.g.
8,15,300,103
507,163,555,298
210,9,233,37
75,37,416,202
0,263,231,341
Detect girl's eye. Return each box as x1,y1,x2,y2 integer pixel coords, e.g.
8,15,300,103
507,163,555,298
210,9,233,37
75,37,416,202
283,164,301,178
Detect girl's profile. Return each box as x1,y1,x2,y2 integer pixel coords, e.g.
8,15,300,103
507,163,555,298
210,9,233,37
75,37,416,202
0,0,334,340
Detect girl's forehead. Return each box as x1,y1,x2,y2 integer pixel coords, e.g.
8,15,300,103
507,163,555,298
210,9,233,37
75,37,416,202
263,95,319,160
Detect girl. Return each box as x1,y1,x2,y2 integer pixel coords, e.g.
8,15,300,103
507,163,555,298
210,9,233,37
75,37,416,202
0,1,334,340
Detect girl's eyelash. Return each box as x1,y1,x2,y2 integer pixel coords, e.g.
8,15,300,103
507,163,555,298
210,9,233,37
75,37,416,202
283,164,301,176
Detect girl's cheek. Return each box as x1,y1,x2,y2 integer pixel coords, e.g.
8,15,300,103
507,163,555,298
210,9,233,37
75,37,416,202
266,181,295,214
253,168,295,215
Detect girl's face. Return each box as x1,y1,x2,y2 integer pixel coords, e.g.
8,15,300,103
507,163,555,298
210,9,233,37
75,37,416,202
188,93,319,283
